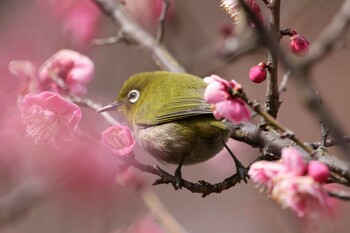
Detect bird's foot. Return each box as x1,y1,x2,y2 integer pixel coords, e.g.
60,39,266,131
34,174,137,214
236,163,249,184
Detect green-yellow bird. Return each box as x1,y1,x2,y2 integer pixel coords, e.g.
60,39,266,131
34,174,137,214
98,71,246,187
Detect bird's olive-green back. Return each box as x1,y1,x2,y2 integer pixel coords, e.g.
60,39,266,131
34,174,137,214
116,71,223,128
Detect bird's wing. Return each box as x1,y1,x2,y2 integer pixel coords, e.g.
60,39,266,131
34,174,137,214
155,90,214,124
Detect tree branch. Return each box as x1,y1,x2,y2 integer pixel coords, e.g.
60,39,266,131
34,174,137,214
92,0,186,73
156,0,171,43
301,0,350,68
230,122,350,186
238,0,350,158
264,0,281,118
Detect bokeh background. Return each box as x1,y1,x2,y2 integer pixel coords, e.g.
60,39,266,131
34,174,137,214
1,0,350,232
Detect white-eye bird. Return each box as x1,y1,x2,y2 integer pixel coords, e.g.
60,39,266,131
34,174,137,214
98,71,246,187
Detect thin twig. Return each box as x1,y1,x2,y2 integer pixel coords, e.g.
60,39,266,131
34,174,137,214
121,155,246,197
300,0,350,68
308,136,350,149
49,73,119,126
238,92,314,154
0,181,47,226
315,91,330,146
327,189,350,201
92,31,129,46
156,0,170,43
70,95,119,125
92,0,186,73
278,70,291,93
140,189,188,233
264,0,281,119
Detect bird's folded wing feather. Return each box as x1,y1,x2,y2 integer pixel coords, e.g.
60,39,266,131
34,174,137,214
155,92,213,124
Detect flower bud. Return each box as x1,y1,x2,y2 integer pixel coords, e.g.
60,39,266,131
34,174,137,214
307,161,329,183
249,62,267,83
290,34,310,57
100,125,136,157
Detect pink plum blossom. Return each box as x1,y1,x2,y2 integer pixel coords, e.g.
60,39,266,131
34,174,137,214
19,91,82,146
100,125,136,157
290,34,310,57
271,176,332,217
307,161,330,183
204,74,250,123
249,62,267,83
37,0,100,44
38,49,94,95
249,147,332,217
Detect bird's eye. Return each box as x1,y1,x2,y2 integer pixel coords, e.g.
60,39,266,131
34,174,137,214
127,90,140,103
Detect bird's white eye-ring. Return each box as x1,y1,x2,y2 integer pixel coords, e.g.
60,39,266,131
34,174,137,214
127,90,140,103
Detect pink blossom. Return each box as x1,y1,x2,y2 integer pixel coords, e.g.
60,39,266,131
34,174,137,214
39,49,94,95
249,62,267,83
38,0,100,44
307,161,329,183
204,74,249,123
271,176,332,217
19,91,82,146
290,34,310,57
100,125,136,157
248,147,332,217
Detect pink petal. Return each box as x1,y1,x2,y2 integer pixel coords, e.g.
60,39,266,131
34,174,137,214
281,147,307,176
215,99,250,123
204,82,227,103
203,74,230,86
248,161,286,188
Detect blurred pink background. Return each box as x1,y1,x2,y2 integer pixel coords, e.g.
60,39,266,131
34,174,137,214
1,0,350,232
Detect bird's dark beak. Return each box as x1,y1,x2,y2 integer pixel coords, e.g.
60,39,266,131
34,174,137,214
97,102,123,113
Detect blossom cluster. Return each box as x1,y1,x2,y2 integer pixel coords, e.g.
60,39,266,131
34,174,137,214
220,1,310,84
10,49,135,154
10,50,94,146
248,147,333,217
